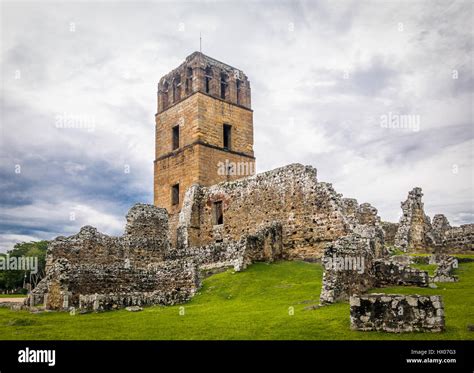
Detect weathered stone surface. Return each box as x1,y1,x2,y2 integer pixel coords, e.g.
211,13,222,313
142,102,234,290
432,214,451,236
177,164,383,260
381,221,399,246
319,233,376,304
441,224,474,253
319,233,428,305
373,259,429,287
350,294,445,332
154,51,255,218
430,255,458,283
394,188,435,252
26,204,201,311
26,204,285,312
169,222,283,272
393,189,473,253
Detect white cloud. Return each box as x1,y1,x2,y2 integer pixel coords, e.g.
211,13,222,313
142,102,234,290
0,0,472,252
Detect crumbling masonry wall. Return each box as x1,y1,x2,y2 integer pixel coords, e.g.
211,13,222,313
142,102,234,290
177,163,382,260
319,233,428,305
394,188,434,252
27,205,285,311
381,221,399,246
350,294,445,333
437,221,474,253
169,222,283,273
393,188,473,253
28,204,201,311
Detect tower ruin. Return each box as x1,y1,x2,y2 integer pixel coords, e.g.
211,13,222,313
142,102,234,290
154,52,256,218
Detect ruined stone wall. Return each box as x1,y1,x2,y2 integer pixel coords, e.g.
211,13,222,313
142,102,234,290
77,258,200,312
442,224,474,253
169,223,283,273
393,193,473,254
394,188,435,252
373,259,429,287
381,221,399,246
350,294,445,332
28,204,201,311
342,199,380,229
319,233,376,304
177,164,354,260
432,214,451,235
431,255,458,283
319,233,427,305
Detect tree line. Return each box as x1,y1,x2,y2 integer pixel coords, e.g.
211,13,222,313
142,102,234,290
0,241,48,294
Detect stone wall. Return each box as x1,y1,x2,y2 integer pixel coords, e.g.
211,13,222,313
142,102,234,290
169,222,283,273
393,190,473,253
373,259,429,287
432,214,451,236
77,258,200,312
442,224,474,253
177,163,383,260
27,204,201,311
394,187,435,252
381,221,399,246
320,233,427,305
319,233,376,304
350,294,445,332
27,204,285,312
431,255,458,283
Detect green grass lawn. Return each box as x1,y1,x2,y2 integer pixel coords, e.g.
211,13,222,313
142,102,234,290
0,294,26,298
0,260,473,340
410,263,438,276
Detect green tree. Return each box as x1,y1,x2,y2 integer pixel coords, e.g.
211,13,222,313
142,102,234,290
0,241,48,293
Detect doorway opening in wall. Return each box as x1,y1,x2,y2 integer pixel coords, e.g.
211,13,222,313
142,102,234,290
171,184,179,206
213,201,223,225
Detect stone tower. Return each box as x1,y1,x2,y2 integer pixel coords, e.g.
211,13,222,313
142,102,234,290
154,51,255,216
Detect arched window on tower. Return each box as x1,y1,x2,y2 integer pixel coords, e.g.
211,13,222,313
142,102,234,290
173,75,181,103
220,72,228,99
185,67,193,95
205,66,212,94
162,81,169,110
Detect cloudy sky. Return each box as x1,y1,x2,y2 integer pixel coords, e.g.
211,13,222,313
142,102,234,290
0,0,472,252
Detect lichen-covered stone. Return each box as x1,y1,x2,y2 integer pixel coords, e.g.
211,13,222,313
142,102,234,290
350,294,445,332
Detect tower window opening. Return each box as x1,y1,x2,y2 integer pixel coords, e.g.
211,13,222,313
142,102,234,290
205,66,212,94
223,124,231,150
213,201,223,225
220,73,228,99
171,184,180,206
236,79,241,105
162,81,169,110
185,67,193,94
173,75,181,102
172,125,180,150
